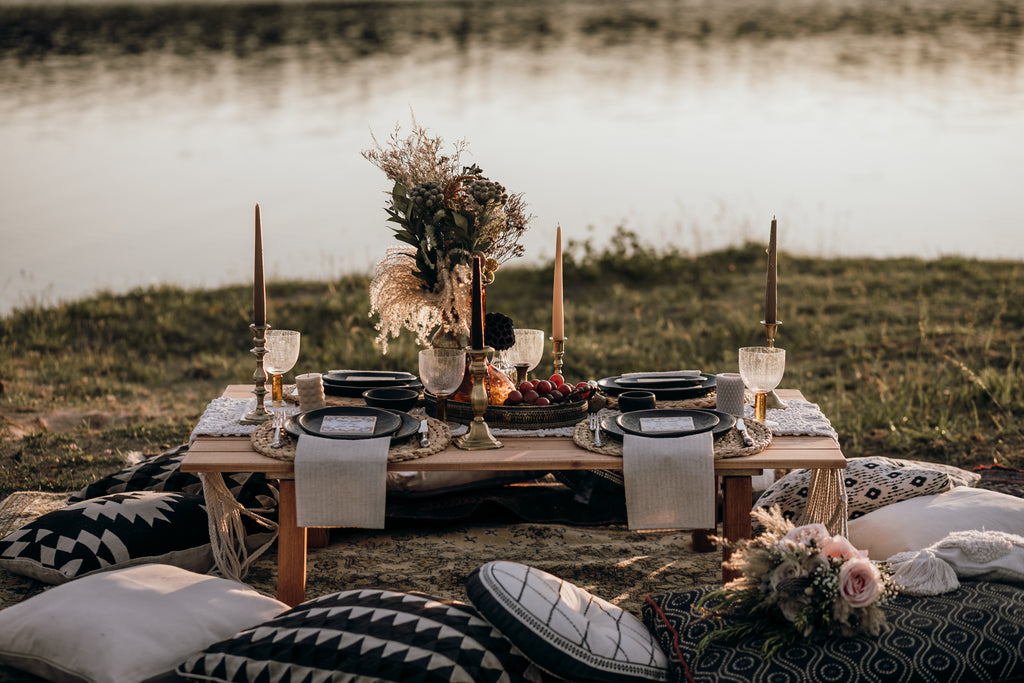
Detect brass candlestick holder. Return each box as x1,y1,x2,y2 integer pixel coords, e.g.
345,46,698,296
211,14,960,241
454,346,503,450
551,337,566,377
241,323,273,424
760,319,788,410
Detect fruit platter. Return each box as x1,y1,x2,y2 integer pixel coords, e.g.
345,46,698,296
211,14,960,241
424,373,593,428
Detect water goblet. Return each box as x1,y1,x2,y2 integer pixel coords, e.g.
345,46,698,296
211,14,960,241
504,328,545,385
264,329,301,405
738,346,786,423
419,348,467,423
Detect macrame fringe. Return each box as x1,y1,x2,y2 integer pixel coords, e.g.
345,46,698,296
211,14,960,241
888,548,960,595
798,467,849,538
200,472,278,582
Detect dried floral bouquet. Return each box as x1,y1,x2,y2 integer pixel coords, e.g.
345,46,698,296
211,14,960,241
363,121,532,352
695,507,898,659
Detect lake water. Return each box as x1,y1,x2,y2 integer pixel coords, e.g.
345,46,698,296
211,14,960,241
2,0,1023,313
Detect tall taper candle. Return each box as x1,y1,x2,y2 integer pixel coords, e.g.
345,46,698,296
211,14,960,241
765,217,777,324
552,225,564,339
471,254,484,349
254,204,266,327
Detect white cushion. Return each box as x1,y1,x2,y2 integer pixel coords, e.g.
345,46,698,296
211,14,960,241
0,563,288,683
466,561,668,682
848,487,1024,560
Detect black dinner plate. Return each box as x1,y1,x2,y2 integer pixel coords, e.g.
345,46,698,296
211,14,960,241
285,409,419,444
296,406,402,440
615,408,719,438
323,380,423,398
601,409,735,441
322,370,418,388
597,372,716,400
615,375,704,389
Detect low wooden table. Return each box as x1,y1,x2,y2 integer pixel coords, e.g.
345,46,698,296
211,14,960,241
183,386,845,606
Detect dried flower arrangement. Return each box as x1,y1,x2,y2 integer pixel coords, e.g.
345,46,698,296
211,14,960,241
695,507,897,659
363,121,532,352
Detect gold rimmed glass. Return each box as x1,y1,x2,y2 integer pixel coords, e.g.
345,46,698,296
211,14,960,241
504,328,545,385
264,329,301,404
738,346,786,423
419,347,467,423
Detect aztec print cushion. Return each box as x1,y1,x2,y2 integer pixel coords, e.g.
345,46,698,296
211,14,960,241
466,561,669,682
643,581,1024,683
67,443,279,515
0,491,214,584
177,588,544,683
754,455,979,522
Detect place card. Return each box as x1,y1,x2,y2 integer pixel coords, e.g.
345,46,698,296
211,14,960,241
346,375,398,382
320,415,377,435
639,416,695,433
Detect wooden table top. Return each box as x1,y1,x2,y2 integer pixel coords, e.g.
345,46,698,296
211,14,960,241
182,387,845,478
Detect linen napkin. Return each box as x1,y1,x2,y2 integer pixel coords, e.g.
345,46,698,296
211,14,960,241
294,435,390,528
622,430,715,531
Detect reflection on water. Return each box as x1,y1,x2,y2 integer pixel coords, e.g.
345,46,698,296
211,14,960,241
1,0,1022,312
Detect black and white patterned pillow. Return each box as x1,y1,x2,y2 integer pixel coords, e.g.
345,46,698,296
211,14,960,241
68,443,279,515
466,561,668,682
754,456,980,522
177,588,543,683
643,582,1024,683
0,491,214,584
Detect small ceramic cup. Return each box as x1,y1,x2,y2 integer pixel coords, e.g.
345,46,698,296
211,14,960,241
617,390,656,412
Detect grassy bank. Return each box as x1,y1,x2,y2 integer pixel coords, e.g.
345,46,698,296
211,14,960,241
1,231,1021,499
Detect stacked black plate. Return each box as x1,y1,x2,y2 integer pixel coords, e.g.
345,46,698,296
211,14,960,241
284,407,420,444
596,372,716,400
320,370,423,398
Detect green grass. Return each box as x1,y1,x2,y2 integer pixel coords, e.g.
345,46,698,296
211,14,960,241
1,230,1022,499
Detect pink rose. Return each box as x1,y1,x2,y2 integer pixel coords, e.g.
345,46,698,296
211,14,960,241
839,558,883,608
821,535,866,562
783,523,830,547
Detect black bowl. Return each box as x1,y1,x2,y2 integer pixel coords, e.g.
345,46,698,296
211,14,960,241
362,387,420,412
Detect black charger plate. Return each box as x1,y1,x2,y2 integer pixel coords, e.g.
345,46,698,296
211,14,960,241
285,409,420,444
614,408,720,438
296,406,402,440
601,409,735,441
597,373,716,400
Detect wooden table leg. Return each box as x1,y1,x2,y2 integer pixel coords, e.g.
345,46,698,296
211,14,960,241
276,480,307,607
308,528,330,548
721,475,753,583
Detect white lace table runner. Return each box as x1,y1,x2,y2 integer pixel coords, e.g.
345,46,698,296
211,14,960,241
745,398,839,440
189,397,300,443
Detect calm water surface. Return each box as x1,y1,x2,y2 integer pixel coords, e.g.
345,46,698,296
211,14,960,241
1,0,1023,313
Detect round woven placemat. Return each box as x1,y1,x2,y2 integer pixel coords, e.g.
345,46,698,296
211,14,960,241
251,417,451,463
283,389,370,409
572,414,772,459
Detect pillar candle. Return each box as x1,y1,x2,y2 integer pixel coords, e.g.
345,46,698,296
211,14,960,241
715,372,746,416
552,225,564,339
295,373,326,412
254,204,266,327
471,254,484,349
765,217,777,324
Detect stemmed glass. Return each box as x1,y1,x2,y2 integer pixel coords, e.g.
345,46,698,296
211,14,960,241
503,328,545,385
738,346,786,423
419,348,467,423
264,330,301,405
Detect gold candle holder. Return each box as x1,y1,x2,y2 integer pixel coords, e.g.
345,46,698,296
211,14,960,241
760,320,788,410
241,323,274,424
454,347,503,450
550,337,566,377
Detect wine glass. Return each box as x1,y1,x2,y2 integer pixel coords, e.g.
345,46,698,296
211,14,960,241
419,348,467,423
264,329,301,405
738,346,786,423
504,328,545,385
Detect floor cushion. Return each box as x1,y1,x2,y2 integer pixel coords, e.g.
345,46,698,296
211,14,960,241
67,444,279,516
0,491,214,583
643,581,1024,683
466,560,668,682
754,455,980,523
0,563,287,683
848,486,1024,560
177,588,543,683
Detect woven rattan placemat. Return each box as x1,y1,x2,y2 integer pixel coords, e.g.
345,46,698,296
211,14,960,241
251,417,451,464
572,414,772,459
